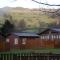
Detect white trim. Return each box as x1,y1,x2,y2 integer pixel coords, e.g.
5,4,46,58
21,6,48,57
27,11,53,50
22,38,26,44
56,35,58,39
6,39,9,42
47,35,49,39
52,35,53,39
14,38,18,44
59,35,60,39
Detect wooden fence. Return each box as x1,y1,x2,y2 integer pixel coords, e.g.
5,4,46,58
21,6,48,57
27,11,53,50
0,52,60,60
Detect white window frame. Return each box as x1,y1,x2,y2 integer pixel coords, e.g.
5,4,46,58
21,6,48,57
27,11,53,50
52,35,54,39
6,39,9,42
45,36,47,39
42,36,44,39
47,35,49,39
54,35,56,39
59,35,60,39
22,38,26,44
14,38,18,44
56,35,58,39
45,36,47,41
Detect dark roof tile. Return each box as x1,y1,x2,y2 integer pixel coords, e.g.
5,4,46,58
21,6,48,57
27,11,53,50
12,33,39,37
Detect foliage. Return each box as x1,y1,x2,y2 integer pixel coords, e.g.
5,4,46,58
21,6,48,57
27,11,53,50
0,8,59,33
38,21,48,32
18,19,26,31
0,20,14,36
6,9,55,27
48,21,60,28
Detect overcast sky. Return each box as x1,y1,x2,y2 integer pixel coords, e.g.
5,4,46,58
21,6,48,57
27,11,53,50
0,0,60,9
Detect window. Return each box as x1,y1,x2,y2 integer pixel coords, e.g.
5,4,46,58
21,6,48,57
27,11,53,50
45,36,47,39
14,38,18,44
22,38,26,44
45,36,47,41
56,35,58,39
54,35,56,39
59,35,60,39
47,35,49,39
6,39,9,42
52,35,53,39
40,36,42,39
42,36,44,39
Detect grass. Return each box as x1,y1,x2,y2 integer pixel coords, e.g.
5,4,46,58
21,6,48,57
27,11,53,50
0,48,60,54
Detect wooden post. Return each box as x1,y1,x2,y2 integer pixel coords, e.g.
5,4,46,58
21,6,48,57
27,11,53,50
13,54,17,60
0,54,3,60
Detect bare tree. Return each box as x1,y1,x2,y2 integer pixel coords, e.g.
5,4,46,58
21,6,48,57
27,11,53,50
32,0,60,13
38,21,48,32
18,19,26,30
32,0,60,6
48,21,60,28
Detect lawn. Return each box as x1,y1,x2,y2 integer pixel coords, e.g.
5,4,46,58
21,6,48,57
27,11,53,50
0,48,60,54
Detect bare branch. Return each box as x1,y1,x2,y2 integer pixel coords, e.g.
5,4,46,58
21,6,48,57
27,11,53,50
32,0,60,6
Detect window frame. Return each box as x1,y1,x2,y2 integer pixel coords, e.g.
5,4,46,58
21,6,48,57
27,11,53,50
22,38,26,44
6,39,9,42
14,38,18,44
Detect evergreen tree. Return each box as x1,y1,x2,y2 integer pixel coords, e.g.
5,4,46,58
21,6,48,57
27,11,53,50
1,20,14,36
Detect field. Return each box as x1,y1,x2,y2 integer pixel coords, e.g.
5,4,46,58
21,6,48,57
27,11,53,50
8,9,55,26
0,8,56,27
0,48,60,54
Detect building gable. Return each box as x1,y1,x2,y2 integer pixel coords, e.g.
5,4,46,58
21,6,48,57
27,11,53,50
38,28,60,35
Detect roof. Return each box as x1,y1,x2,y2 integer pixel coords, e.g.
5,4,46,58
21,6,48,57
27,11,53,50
50,28,60,32
38,28,60,35
0,32,6,38
9,32,39,38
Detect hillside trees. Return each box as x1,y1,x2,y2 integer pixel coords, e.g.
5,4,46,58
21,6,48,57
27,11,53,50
38,21,48,32
48,21,60,28
18,19,26,31
4,13,10,20
0,20,14,36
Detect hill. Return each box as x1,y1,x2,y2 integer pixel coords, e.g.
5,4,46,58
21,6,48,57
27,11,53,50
7,7,56,26
0,7,59,32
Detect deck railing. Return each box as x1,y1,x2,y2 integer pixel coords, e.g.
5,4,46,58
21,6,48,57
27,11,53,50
0,52,60,60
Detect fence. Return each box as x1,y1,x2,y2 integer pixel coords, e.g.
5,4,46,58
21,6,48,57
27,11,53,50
0,52,60,60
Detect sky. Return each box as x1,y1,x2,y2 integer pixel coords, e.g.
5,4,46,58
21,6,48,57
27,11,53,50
0,0,60,9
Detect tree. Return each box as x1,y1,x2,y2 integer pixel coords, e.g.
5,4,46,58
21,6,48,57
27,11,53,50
48,21,60,28
18,19,26,31
0,20,14,36
38,21,48,32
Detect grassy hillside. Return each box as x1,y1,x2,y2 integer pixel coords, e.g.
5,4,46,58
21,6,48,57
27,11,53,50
0,7,58,32
7,8,55,27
